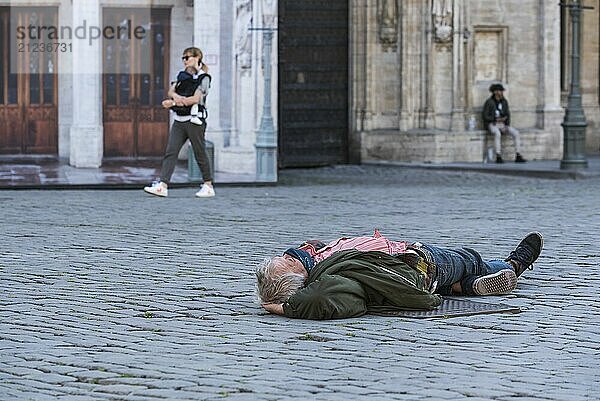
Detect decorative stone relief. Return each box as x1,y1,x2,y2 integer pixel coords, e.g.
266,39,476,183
378,0,398,51
432,0,453,44
235,0,252,69
262,0,277,28
473,27,508,84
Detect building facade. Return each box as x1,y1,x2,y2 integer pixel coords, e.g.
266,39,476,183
0,0,277,178
350,0,600,164
1,0,599,173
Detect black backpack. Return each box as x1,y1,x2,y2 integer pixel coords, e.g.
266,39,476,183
171,73,212,117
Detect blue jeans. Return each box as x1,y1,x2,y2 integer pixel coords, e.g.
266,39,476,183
422,244,513,295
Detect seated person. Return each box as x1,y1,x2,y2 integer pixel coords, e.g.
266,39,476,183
256,230,543,320
482,83,526,163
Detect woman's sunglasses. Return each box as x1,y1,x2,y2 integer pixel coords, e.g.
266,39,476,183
181,55,194,61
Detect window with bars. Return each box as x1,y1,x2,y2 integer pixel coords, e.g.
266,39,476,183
103,8,168,107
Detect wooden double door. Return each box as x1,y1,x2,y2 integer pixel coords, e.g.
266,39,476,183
278,0,349,167
102,8,170,158
0,7,58,155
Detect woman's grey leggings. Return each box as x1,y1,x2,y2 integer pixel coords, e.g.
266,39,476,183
160,120,213,183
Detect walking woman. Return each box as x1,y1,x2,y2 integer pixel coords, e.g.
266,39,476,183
144,47,215,198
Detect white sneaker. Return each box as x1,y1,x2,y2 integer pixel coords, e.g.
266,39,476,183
195,183,215,198
144,181,168,197
473,269,517,296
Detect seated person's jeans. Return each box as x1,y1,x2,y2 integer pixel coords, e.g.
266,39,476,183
488,123,521,154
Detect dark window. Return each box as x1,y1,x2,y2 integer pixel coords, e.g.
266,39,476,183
105,74,116,105
43,73,53,104
8,73,18,104
30,73,40,104
152,24,165,105
119,74,130,105
140,73,150,105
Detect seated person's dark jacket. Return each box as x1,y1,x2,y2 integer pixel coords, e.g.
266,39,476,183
282,249,442,320
482,96,511,126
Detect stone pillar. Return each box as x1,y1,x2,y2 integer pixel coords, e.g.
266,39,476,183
418,0,434,128
349,0,368,163
561,0,590,169
254,0,278,182
195,0,224,149
537,0,563,158
57,0,72,160
450,0,466,131
218,0,258,174
69,0,103,168
399,0,419,131
235,0,255,149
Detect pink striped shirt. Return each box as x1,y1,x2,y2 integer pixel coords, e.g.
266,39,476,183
299,229,408,264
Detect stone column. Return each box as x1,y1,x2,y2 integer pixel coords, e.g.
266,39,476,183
399,0,419,131
449,0,466,131
537,0,563,158
254,0,278,182
349,0,369,163
235,0,255,149
58,0,73,160
418,0,434,128
69,0,103,168
561,0,590,169
195,0,224,148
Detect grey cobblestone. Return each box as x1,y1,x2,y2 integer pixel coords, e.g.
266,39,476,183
1,167,600,400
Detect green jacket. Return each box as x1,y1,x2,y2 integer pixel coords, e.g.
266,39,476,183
282,250,442,320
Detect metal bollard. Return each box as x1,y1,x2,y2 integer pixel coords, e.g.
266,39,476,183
188,140,214,182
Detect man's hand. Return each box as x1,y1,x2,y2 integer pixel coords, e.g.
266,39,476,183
262,303,284,315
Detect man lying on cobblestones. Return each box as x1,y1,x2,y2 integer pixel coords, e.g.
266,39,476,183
256,230,543,320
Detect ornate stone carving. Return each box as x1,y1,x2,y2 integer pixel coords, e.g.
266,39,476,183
235,0,253,69
432,0,453,44
378,0,398,51
262,0,277,28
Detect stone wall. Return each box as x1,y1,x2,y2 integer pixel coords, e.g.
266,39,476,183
353,0,567,163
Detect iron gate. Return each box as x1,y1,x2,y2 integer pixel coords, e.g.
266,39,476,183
278,0,349,167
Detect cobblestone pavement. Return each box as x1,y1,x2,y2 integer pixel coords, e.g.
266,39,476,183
1,166,599,401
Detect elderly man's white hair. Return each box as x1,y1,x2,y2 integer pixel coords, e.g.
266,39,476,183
255,257,306,304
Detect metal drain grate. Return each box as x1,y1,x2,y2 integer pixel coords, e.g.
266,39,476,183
373,297,521,319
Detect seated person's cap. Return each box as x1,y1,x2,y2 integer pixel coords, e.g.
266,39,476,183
489,83,505,92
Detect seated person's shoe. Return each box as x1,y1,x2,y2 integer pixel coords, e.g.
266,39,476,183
505,232,544,277
496,154,504,164
472,269,517,296
195,183,215,198
144,180,168,197
515,153,527,163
